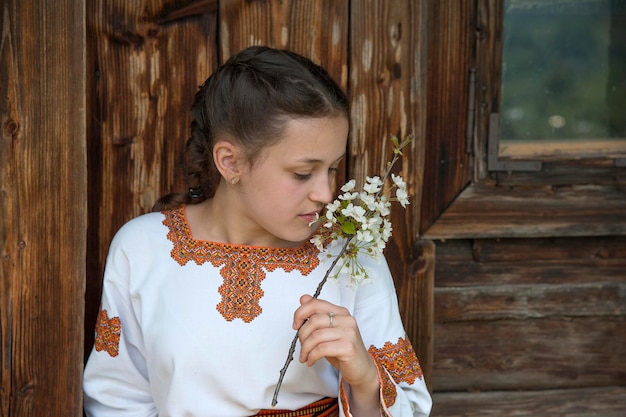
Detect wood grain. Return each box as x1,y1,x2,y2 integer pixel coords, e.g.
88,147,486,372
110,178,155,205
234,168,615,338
433,317,626,391
0,0,86,414
85,0,218,357
433,235,626,395
432,386,626,417
420,0,474,234
350,0,432,383
423,184,626,239
436,281,626,322
219,0,348,85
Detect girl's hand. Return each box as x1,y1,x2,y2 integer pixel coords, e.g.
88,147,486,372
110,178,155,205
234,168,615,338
293,294,380,405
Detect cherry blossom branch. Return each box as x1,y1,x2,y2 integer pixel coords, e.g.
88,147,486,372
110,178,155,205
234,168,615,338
271,237,353,407
271,135,411,407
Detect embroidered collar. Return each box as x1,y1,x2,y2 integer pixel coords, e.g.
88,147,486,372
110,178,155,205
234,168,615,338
163,206,320,322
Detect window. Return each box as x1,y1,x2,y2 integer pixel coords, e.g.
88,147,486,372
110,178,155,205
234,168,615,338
420,0,626,240
493,0,626,168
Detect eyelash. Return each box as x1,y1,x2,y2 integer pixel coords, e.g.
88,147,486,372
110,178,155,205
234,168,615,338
294,167,338,181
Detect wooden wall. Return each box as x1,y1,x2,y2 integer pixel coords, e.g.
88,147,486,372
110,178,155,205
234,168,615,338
431,237,626,416
423,1,626,416
0,0,86,414
1,1,433,414
84,0,433,385
2,0,624,415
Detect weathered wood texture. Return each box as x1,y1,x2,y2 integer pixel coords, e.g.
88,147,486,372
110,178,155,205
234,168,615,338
435,317,625,391
422,0,626,241
472,0,501,178
220,0,348,86
420,0,474,234
85,0,433,385
349,0,432,383
432,237,626,394
0,0,86,415
396,240,435,385
85,0,217,357
423,184,626,239
432,386,626,417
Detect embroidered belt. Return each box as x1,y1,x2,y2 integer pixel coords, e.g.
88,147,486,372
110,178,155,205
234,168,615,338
254,397,338,417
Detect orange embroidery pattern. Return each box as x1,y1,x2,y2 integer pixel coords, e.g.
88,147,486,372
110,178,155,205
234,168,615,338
375,359,398,410
339,379,350,416
255,396,338,416
94,306,121,357
341,363,396,413
163,207,320,323
368,336,424,385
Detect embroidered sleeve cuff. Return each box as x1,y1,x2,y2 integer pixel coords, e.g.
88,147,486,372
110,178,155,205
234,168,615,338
373,355,397,415
337,355,397,417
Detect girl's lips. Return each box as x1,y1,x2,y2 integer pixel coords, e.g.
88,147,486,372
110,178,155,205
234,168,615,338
300,212,320,223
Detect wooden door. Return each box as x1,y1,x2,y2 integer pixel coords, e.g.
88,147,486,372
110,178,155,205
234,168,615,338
85,0,433,391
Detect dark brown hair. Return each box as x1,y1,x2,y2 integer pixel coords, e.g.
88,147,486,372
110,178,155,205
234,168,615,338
153,45,349,211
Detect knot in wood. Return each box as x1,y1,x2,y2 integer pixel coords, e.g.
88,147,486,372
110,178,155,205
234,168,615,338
4,119,20,136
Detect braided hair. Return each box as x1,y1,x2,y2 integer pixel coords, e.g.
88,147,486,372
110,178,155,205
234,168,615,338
153,46,349,211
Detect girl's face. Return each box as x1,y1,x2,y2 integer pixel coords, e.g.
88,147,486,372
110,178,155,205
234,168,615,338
236,116,349,248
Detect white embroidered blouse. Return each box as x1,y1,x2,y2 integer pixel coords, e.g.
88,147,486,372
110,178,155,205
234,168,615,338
83,206,432,417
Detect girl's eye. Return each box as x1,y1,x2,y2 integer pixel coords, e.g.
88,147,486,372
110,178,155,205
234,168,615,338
294,173,312,181
329,167,339,174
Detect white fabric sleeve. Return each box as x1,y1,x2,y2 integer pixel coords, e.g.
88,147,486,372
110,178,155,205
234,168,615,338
337,255,432,417
83,239,158,417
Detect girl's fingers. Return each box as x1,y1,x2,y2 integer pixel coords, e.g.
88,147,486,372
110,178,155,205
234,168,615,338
292,295,349,330
292,296,377,387
297,311,359,363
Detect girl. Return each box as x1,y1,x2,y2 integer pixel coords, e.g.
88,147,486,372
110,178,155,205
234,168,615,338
83,45,432,417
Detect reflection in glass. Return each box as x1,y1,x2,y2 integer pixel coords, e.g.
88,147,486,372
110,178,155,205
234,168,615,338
501,0,626,143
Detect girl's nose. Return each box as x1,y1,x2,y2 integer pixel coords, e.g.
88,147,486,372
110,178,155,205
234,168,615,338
310,174,334,204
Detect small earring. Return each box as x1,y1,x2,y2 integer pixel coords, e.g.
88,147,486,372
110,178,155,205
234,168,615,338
188,187,203,199
230,177,239,185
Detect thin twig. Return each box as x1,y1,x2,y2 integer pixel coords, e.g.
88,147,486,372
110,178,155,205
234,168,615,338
271,237,353,407
271,136,411,406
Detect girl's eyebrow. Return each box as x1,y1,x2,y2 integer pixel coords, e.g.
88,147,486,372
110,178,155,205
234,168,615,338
296,154,346,164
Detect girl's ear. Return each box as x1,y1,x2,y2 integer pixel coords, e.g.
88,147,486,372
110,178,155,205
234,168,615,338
213,140,244,182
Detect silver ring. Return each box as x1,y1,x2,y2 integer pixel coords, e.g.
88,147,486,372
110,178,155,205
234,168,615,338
328,312,334,328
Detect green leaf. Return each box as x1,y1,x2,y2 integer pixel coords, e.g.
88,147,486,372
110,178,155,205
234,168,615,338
341,221,356,235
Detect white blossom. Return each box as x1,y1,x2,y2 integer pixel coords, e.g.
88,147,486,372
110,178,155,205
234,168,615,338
396,187,410,208
363,176,383,194
309,136,411,285
391,173,406,189
341,179,356,192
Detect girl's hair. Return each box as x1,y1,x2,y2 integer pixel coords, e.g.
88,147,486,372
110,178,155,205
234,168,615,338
152,45,349,211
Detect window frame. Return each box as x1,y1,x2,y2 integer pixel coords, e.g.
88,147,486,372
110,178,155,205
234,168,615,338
420,0,626,240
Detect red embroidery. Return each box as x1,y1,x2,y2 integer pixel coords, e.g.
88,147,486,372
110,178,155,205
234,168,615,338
94,306,121,357
368,336,424,386
163,207,320,323
255,396,338,416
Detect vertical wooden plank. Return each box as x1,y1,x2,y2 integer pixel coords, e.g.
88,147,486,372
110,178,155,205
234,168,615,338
350,0,432,384
219,0,349,86
474,0,501,179
420,0,475,233
85,0,218,356
398,240,434,385
0,0,86,415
